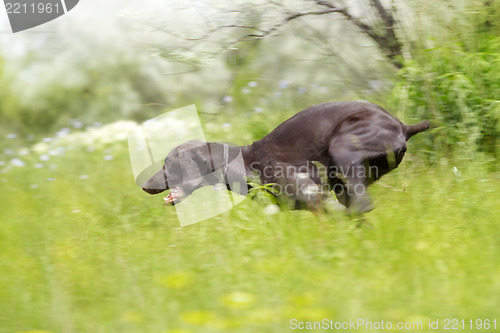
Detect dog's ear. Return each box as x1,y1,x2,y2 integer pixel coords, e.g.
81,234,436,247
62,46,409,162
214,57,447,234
191,143,213,174
162,153,180,188
176,143,211,182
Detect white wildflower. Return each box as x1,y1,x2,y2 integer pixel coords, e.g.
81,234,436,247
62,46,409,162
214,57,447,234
10,158,25,167
264,204,280,215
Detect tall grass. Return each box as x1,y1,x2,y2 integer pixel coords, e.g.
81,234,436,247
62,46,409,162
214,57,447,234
1,2,500,332
389,1,500,159
1,112,499,332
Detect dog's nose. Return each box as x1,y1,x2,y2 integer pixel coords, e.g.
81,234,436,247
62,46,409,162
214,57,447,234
142,185,153,193
142,186,165,194
142,182,163,194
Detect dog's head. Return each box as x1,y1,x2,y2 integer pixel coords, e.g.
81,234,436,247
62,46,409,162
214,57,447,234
141,140,213,204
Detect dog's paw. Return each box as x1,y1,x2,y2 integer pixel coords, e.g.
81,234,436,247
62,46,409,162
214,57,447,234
346,196,374,216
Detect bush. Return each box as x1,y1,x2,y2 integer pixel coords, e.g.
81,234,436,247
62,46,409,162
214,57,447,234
389,9,500,159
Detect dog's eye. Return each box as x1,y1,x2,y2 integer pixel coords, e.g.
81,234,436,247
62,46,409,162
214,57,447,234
165,161,182,179
164,159,175,170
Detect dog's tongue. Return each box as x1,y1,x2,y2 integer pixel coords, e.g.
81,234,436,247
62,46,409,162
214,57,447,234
163,187,181,205
163,192,174,205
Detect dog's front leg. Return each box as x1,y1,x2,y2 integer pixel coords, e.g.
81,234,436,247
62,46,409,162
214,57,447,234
329,146,374,215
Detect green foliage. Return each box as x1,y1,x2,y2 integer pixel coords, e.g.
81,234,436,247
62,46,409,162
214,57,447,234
2,2,500,331
1,135,499,332
0,58,167,138
247,182,280,205
388,1,500,158
390,42,500,157
2,2,500,327
0,58,22,134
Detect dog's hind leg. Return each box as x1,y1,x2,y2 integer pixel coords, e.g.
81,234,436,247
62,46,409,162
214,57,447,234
330,176,349,208
328,143,374,215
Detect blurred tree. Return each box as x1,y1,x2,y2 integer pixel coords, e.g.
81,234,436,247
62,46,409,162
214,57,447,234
0,49,169,136
0,56,22,137
158,0,404,68
156,0,500,156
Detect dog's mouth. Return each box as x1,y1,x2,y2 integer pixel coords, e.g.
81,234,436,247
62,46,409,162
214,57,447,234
143,187,167,195
163,187,184,205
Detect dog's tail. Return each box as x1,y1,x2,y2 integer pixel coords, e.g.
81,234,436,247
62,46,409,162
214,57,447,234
405,120,430,140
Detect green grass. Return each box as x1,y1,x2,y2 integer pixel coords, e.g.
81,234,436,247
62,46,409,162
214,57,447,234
3,1,500,330
1,138,499,333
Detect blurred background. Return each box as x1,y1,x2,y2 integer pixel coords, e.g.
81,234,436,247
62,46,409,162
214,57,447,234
1,0,499,153
1,0,499,332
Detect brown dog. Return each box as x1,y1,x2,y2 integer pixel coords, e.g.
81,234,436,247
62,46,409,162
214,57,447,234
142,101,430,214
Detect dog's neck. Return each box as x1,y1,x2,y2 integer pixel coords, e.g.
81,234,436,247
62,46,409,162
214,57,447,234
206,142,260,176
239,144,258,169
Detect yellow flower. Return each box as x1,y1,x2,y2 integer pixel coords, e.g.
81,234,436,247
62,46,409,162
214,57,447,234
121,311,144,323
181,310,216,325
289,292,318,306
415,240,429,251
221,292,256,308
246,308,278,324
282,306,330,321
155,271,194,289
209,317,242,329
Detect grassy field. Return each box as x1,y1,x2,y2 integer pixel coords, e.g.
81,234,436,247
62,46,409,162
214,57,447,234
1,121,499,333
